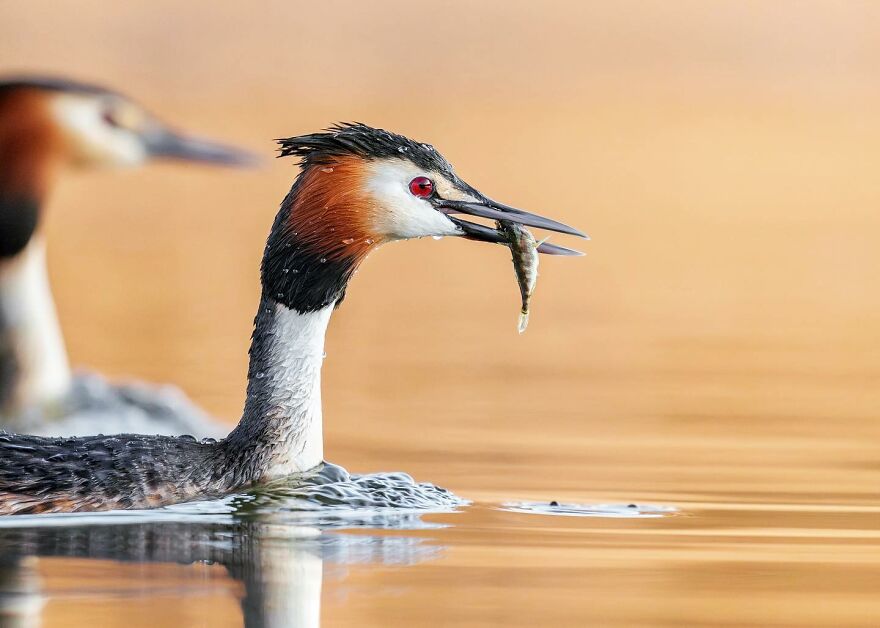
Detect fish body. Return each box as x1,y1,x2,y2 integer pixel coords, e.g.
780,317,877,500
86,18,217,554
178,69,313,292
497,220,539,333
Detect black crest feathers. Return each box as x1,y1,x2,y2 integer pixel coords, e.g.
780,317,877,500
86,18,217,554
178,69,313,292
277,122,456,177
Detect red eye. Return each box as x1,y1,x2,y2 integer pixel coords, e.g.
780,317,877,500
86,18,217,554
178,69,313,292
409,176,434,198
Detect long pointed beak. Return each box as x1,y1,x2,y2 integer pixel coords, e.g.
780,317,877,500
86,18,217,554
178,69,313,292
447,219,585,255
143,128,259,167
438,198,588,255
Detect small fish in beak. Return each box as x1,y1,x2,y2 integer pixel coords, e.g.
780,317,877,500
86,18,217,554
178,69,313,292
496,221,541,333
437,194,587,333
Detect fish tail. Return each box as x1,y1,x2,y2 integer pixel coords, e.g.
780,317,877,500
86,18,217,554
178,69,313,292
517,309,530,334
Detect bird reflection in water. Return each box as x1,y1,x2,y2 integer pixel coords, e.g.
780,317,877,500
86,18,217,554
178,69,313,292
0,472,456,627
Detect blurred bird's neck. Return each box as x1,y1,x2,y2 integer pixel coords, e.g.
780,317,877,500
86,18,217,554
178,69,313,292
0,90,70,416
0,237,71,416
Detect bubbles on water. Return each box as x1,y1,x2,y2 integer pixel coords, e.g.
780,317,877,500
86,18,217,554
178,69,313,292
500,501,676,519
236,462,466,517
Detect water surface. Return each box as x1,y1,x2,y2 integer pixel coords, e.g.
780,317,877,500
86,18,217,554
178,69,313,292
0,493,876,627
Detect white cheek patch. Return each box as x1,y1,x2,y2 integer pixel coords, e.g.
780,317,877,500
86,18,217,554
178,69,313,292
49,95,147,167
364,159,462,240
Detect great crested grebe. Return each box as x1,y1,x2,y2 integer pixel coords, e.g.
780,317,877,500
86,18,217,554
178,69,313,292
0,123,585,515
0,76,254,436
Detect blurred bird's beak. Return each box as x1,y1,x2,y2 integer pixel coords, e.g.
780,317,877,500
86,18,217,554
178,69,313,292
143,127,258,167
437,197,588,256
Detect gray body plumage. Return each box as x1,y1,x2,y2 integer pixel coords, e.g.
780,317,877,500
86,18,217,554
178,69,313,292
0,432,225,513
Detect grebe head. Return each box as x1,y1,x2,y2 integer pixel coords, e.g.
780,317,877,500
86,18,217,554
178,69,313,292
265,123,586,313
275,123,584,267
0,76,255,171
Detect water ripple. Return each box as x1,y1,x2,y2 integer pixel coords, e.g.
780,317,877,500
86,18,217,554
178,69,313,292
500,500,677,518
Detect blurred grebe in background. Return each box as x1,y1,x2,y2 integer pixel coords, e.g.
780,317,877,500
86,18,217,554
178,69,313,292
0,123,585,514
0,76,255,437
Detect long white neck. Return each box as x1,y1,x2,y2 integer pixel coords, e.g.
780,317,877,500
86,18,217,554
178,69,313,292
0,237,71,414
224,299,331,482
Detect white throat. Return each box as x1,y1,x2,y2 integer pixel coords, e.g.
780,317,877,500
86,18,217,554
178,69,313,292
252,302,332,477
0,237,71,411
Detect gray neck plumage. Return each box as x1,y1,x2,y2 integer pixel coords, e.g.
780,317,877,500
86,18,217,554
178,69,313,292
221,177,363,483
222,296,333,482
